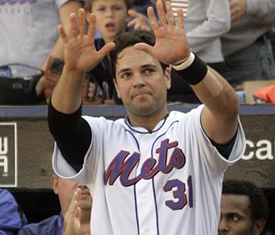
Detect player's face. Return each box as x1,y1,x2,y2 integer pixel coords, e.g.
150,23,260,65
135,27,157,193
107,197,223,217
92,0,128,43
218,194,256,235
51,176,92,216
114,46,171,119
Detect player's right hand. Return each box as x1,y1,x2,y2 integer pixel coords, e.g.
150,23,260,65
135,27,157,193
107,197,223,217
59,8,115,73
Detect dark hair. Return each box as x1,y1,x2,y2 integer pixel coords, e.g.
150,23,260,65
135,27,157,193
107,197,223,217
85,0,133,12
108,30,168,79
222,180,269,222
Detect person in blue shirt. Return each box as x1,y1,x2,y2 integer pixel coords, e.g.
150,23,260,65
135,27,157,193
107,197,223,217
0,189,27,235
18,175,92,235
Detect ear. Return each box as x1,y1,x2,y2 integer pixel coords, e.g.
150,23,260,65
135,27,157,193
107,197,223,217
164,66,171,90
114,78,121,98
51,175,59,195
252,219,266,235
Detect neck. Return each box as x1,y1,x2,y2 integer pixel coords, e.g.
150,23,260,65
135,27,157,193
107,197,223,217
127,108,169,132
103,36,115,44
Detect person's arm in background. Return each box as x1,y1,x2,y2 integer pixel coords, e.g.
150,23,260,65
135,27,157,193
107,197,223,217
127,9,152,31
36,0,83,97
0,189,28,235
230,0,275,23
186,0,231,54
148,0,231,55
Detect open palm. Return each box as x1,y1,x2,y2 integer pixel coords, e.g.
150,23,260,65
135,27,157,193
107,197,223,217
134,0,190,65
59,9,115,73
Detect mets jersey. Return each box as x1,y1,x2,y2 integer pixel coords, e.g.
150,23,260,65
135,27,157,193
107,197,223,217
52,105,245,235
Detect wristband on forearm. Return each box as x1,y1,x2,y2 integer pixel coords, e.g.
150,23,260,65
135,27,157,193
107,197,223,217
172,52,208,85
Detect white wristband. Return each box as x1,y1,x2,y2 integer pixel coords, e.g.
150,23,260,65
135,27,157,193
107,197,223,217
172,52,195,71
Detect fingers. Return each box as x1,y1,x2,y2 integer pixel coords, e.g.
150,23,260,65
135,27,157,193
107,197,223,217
133,43,153,54
128,9,141,18
59,25,69,44
177,8,184,28
127,18,138,28
70,13,78,38
147,6,159,30
148,0,175,29
156,0,167,26
99,42,116,58
87,13,96,42
165,1,175,26
78,8,86,36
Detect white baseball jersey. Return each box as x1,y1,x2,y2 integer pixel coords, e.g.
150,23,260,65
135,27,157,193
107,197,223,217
52,105,245,235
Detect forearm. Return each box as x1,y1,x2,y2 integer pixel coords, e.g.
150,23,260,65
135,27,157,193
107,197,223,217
192,67,239,119
172,53,239,144
186,0,230,53
51,66,83,113
192,67,239,143
247,0,275,23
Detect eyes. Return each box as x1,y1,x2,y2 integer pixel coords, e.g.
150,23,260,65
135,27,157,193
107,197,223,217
230,215,240,222
225,213,243,223
119,68,156,80
96,5,124,12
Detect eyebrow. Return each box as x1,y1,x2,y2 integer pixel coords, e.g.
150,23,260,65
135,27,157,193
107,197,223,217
117,64,158,76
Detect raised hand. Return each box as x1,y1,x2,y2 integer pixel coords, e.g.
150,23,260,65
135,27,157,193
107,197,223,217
127,9,151,32
59,8,115,73
63,189,90,235
134,0,190,66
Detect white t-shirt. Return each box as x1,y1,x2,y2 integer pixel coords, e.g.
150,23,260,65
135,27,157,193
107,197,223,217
53,105,246,235
0,0,72,76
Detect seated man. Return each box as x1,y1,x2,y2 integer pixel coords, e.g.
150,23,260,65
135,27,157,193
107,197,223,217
219,180,269,235
0,189,27,235
18,175,92,235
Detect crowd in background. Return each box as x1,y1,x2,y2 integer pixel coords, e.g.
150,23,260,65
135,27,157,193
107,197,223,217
0,0,275,234
0,0,275,105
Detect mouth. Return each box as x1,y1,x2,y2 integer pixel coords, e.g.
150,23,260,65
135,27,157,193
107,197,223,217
132,92,150,99
105,22,115,31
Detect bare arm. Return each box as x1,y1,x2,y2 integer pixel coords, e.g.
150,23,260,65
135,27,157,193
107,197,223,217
186,0,231,54
36,1,83,95
51,9,115,113
191,68,239,144
230,0,275,24
135,0,239,144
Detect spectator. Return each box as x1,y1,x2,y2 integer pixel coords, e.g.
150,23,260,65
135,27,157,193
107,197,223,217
18,175,92,235
0,0,83,105
0,189,27,235
150,0,231,103
212,0,275,87
62,188,91,235
45,0,151,104
219,180,269,235
48,1,245,234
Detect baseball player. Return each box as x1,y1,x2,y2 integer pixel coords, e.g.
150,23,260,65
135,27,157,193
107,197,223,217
48,1,246,234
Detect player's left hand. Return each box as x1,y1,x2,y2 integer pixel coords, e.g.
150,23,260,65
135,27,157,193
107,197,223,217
127,9,151,32
134,0,190,66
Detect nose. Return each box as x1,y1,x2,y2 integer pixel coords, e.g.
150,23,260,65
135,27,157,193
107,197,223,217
218,218,229,234
132,72,145,87
105,8,113,17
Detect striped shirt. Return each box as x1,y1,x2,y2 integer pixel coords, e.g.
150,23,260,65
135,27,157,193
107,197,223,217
170,0,188,18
